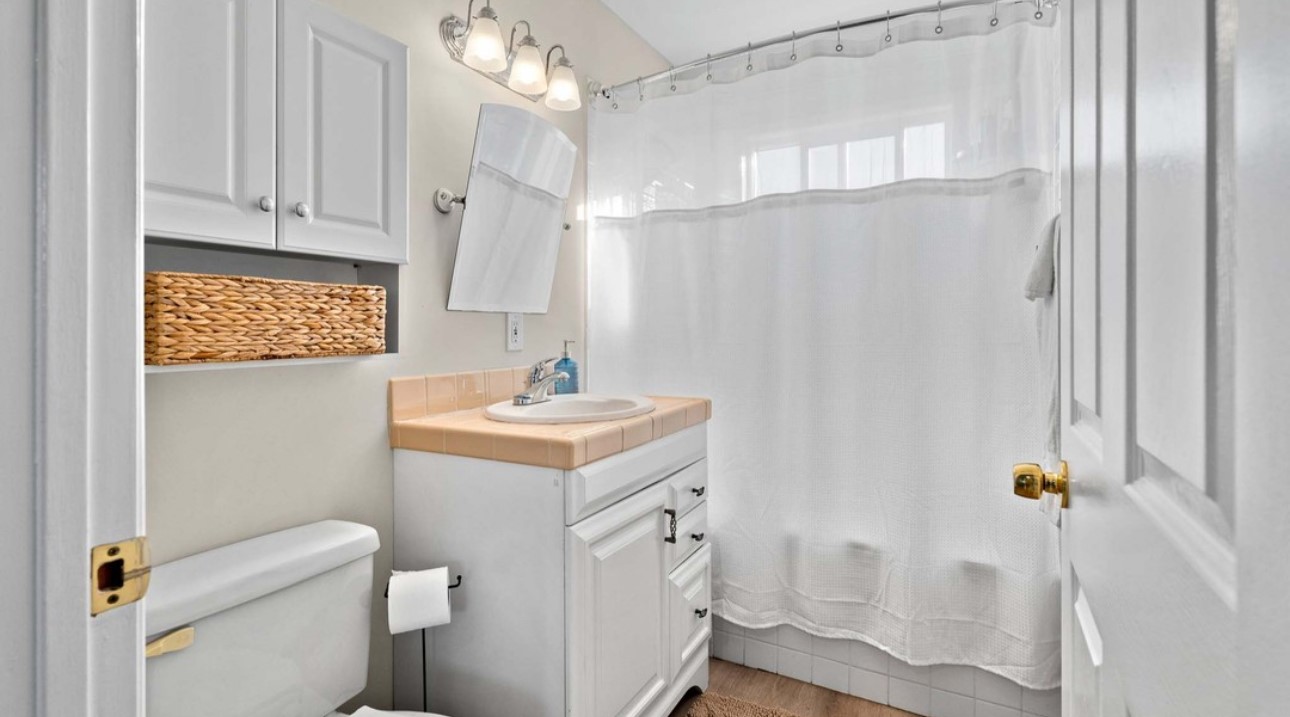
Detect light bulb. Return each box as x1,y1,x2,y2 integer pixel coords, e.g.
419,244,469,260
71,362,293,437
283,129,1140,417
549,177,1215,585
462,7,507,73
545,57,581,111
507,38,548,94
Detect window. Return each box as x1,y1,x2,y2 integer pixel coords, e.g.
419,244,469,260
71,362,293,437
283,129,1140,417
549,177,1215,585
751,145,802,197
845,136,897,189
808,145,840,190
903,122,946,179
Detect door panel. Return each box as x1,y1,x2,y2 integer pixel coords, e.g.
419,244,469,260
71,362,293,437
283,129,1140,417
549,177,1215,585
1060,1,1237,715
144,0,276,247
567,484,670,717
278,0,407,262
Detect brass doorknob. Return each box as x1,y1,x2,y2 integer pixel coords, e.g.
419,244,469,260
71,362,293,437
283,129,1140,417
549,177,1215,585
1012,460,1069,508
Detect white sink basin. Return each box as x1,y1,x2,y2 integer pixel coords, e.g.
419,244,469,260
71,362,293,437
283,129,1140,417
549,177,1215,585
485,394,656,424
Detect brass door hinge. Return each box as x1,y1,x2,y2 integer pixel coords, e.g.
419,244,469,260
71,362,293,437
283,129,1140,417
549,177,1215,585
91,536,150,616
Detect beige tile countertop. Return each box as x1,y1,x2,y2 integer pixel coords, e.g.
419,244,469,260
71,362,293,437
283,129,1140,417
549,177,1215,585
388,369,710,470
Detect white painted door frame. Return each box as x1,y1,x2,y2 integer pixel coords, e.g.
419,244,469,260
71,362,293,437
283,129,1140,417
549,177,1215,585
32,0,145,715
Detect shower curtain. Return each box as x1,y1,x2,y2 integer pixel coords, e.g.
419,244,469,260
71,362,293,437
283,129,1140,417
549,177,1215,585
587,9,1060,689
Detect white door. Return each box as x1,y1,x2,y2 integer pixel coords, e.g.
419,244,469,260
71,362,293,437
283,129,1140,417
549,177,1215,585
144,0,277,248
1056,1,1237,713
278,0,408,263
567,483,671,717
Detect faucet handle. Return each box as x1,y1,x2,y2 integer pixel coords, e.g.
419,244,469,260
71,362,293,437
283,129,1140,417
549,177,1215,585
529,356,560,385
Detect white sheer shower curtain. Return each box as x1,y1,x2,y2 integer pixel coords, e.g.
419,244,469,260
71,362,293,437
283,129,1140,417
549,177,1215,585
588,9,1060,688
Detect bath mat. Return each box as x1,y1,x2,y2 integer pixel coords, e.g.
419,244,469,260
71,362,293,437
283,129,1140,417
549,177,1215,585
680,692,801,717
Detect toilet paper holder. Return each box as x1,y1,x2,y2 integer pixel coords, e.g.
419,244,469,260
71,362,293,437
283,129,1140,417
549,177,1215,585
383,572,462,598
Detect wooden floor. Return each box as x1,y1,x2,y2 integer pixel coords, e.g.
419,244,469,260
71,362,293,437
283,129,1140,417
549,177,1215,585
670,659,920,717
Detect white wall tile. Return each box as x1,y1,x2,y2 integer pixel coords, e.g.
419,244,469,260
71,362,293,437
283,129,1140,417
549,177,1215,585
889,677,931,716
929,688,974,717
713,632,745,664
1021,687,1061,717
776,625,813,653
811,656,850,693
975,701,1022,717
777,647,812,682
848,641,889,673
889,658,931,685
745,638,777,673
812,635,851,663
975,669,1023,709
929,665,976,696
848,667,889,704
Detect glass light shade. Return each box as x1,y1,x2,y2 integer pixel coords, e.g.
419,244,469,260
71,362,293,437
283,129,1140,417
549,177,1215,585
507,40,548,95
545,60,581,111
462,11,507,73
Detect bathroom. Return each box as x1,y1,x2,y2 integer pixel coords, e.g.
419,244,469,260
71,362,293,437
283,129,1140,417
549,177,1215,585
4,0,1289,716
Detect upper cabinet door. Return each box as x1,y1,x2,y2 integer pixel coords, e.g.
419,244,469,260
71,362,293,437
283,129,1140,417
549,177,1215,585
144,0,276,248
278,0,408,263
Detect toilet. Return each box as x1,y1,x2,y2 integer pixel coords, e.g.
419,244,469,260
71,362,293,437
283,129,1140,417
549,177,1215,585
145,520,446,717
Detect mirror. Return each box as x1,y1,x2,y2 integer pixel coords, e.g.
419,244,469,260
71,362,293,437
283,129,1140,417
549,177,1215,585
447,104,577,313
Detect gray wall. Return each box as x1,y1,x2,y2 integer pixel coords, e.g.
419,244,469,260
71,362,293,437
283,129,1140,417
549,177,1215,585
1,0,36,712
144,0,665,709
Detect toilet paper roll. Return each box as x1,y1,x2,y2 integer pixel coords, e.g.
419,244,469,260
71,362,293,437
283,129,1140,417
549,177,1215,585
387,567,452,635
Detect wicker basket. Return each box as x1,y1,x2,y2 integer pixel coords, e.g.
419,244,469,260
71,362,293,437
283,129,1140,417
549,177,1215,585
145,271,386,365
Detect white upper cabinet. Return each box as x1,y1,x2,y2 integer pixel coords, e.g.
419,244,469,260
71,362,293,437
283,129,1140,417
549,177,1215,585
144,0,277,248
143,0,408,263
278,0,408,262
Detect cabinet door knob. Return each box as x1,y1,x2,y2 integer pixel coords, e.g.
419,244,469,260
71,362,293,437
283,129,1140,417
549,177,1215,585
293,202,311,218
691,532,705,542
691,486,706,497
694,608,708,619
258,195,275,213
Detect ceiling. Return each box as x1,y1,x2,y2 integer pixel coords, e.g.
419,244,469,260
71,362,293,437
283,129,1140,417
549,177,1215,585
599,0,929,66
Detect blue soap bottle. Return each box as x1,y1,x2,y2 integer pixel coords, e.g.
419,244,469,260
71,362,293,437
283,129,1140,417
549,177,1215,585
554,339,579,394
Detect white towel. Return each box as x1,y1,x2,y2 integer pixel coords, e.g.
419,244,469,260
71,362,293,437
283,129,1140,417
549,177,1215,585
1024,215,1059,301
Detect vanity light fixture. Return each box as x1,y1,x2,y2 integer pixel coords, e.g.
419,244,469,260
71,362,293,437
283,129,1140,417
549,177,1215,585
461,1,507,73
441,1,581,110
507,21,548,95
544,46,581,111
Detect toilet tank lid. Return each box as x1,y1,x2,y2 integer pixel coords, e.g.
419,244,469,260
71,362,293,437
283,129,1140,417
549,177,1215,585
147,520,379,637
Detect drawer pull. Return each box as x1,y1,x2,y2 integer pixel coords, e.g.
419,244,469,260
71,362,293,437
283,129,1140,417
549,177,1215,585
691,532,706,543
663,509,677,544
695,608,709,619
691,486,706,497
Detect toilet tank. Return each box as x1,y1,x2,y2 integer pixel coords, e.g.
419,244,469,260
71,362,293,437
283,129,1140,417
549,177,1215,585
146,520,380,717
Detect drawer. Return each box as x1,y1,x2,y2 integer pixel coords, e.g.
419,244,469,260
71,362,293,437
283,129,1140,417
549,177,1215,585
565,424,706,525
667,544,712,681
667,501,708,570
667,459,708,518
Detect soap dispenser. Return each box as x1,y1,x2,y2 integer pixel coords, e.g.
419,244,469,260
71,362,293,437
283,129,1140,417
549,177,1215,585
554,339,579,394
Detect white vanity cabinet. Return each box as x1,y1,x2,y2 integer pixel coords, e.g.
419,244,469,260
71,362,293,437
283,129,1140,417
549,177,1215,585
144,0,408,263
393,425,712,717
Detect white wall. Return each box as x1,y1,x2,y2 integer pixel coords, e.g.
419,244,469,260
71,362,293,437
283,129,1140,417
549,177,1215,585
1,0,36,712
144,0,665,709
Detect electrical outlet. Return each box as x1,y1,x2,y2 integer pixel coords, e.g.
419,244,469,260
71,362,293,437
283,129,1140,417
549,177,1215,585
506,313,523,352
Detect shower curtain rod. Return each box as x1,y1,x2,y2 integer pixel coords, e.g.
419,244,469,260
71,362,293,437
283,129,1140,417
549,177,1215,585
595,0,1058,98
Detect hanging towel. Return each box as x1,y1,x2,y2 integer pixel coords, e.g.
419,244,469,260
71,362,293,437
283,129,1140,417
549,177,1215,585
1024,215,1059,301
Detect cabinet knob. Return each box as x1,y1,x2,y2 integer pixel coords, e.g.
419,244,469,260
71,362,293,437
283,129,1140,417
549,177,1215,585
293,202,311,218
258,195,275,213
694,608,708,619
691,532,705,543
691,486,706,497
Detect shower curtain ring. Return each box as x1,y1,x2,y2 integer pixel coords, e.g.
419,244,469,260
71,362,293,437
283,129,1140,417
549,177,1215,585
935,1,944,34
637,77,643,101
884,11,893,42
790,31,797,62
706,54,713,81
611,88,618,110
990,0,1000,26
1034,0,1044,19
669,68,676,92
835,21,844,52
746,42,754,71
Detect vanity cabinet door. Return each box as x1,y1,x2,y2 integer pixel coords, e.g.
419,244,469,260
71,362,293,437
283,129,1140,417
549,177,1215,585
567,483,670,717
278,0,408,263
144,0,276,248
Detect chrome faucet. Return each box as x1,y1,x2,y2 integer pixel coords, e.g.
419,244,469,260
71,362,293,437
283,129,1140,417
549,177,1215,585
528,356,560,387
514,370,568,406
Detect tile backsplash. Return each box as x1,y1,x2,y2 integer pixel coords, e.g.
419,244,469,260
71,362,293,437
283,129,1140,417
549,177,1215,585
712,618,1060,717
